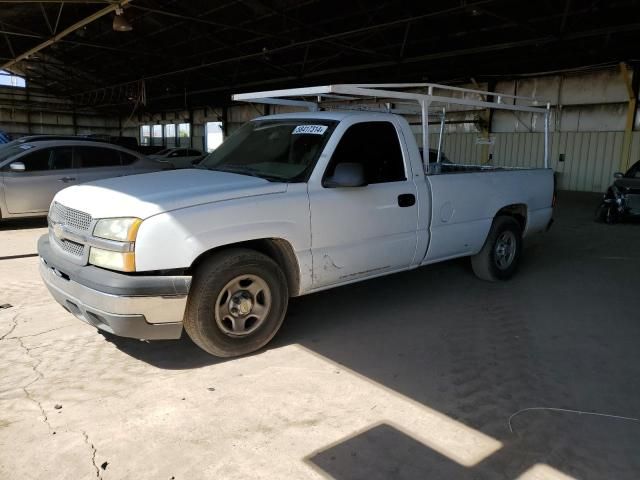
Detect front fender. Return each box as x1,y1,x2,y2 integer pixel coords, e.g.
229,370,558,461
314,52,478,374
134,188,312,273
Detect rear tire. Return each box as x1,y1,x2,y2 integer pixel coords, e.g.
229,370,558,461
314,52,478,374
471,216,522,281
183,248,288,357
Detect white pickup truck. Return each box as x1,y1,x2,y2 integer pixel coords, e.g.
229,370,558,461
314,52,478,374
38,84,554,357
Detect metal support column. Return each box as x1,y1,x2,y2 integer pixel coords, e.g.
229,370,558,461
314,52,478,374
620,62,637,172
544,103,551,169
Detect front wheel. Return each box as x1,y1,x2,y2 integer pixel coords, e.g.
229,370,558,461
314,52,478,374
183,249,288,357
595,203,618,224
471,216,523,281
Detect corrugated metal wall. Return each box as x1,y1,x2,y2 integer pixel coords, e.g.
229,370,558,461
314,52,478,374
0,86,122,138
124,66,640,193
425,131,640,192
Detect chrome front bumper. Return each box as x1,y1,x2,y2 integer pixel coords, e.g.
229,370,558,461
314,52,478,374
39,256,188,340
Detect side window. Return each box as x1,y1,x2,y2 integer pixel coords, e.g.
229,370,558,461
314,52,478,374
76,147,121,168
19,149,51,171
50,147,73,170
120,151,138,166
187,149,201,156
324,122,405,184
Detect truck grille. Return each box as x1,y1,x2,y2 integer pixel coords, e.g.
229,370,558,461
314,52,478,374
50,202,93,232
56,238,85,257
48,202,93,260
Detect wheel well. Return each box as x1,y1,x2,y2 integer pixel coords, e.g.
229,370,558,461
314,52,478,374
495,204,527,232
188,239,301,297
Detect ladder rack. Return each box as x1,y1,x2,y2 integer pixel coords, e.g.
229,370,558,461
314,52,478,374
232,83,552,169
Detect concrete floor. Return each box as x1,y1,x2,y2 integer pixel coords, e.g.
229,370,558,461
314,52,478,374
1,192,639,480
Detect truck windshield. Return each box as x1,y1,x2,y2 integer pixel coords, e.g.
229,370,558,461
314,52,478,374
198,119,337,182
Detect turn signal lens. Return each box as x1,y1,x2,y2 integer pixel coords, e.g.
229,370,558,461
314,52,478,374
89,248,135,272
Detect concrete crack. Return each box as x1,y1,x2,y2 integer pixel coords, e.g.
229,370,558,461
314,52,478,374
14,333,53,434
7,325,69,340
21,386,52,433
0,313,19,340
82,430,102,479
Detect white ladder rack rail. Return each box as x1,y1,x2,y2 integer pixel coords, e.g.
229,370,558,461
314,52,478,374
232,83,552,170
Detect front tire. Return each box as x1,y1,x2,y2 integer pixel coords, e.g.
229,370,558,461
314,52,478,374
471,216,522,281
596,204,618,224
184,249,288,357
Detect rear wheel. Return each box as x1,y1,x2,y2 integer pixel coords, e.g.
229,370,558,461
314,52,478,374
184,249,288,357
471,216,522,281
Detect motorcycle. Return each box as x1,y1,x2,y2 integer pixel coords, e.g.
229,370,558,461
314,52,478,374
596,183,625,224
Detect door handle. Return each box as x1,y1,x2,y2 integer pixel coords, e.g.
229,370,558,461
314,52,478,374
397,193,416,207
59,177,76,183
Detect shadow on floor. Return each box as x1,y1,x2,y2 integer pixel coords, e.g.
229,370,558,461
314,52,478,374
0,217,47,231
112,191,640,478
100,332,228,370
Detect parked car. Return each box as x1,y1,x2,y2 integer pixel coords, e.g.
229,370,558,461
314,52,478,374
85,134,140,151
0,140,165,219
0,135,99,150
38,93,554,358
148,147,204,168
596,160,640,223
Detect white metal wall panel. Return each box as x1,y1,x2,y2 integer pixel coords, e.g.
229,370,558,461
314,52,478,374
424,131,638,192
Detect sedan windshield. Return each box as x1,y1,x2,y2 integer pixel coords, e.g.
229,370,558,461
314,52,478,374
198,119,337,182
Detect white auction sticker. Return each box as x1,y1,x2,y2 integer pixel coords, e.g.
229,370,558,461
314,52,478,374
292,125,328,135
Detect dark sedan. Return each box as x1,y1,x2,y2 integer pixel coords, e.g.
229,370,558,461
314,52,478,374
597,160,640,223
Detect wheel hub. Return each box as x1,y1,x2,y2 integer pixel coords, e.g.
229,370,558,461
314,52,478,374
214,274,272,337
494,231,517,270
229,292,253,317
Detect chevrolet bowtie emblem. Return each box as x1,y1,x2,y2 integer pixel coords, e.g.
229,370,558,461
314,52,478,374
52,223,64,240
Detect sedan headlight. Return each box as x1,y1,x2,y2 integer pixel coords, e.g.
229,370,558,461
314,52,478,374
93,217,141,242
89,248,136,272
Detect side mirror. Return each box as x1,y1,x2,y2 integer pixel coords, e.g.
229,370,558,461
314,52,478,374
323,163,367,188
613,172,624,179
9,161,25,172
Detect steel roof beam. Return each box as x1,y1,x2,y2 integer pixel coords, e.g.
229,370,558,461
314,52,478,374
1,0,131,71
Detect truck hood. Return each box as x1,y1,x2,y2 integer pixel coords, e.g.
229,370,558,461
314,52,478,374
54,169,287,219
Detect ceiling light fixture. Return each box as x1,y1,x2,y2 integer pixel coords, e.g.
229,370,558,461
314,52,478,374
113,7,132,32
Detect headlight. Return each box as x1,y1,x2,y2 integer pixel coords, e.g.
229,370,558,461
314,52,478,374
93,217,141,242
89,248,136,272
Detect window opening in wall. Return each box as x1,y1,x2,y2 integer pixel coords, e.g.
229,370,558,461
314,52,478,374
140,125,151,145
205,121,224,152
178,123,191,147
0,69,26,88
164,124,176,148
152,125,163,146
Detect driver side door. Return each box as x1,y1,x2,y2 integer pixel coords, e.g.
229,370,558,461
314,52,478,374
308,120,419,288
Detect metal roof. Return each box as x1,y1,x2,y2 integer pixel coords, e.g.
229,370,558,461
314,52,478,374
1,0,640,112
